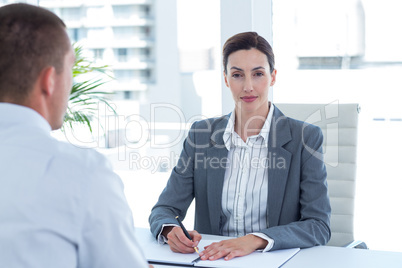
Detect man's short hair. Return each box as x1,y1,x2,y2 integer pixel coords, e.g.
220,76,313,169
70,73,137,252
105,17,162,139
0,3,70,102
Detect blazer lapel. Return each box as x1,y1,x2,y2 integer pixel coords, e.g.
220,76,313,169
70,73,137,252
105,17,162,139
268,107,292,227
206,116,229,234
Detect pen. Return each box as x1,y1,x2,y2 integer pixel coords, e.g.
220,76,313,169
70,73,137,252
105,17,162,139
175,216,199,254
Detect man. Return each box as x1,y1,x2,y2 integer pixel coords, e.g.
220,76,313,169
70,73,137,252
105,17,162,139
0,4,151,268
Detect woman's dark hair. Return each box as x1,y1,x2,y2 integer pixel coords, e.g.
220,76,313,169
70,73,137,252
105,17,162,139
222,32,275,74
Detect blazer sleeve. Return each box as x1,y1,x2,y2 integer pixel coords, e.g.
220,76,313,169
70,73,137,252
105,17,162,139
261,124,331,250
148,122,198,239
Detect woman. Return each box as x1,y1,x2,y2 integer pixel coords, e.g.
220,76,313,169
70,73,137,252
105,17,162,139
149,32,331,261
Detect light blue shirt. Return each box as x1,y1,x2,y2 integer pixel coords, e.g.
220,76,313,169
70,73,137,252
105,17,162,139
0,103,148,268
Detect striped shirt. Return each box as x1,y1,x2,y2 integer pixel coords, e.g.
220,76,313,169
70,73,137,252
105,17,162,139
221,104,274,240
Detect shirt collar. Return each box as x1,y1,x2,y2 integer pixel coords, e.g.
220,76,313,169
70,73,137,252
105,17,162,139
223,103,275,150
0,103,52,133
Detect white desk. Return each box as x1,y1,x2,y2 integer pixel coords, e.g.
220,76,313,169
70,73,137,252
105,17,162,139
284,245,402,268
138,228,402,268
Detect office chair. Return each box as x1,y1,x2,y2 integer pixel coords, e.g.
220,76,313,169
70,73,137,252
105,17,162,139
275,103,367,249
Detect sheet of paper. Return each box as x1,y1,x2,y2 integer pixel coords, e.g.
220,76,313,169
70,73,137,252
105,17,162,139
195,240,300,268
135,228,199,265
135,229,300,268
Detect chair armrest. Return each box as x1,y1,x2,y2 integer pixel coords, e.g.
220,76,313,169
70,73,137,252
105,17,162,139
344,240,368,249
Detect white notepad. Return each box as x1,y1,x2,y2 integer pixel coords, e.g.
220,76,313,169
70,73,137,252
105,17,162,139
194,240,299,268
135,228,300,268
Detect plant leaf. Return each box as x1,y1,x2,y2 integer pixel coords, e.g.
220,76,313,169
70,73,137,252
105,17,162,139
63,43,117,133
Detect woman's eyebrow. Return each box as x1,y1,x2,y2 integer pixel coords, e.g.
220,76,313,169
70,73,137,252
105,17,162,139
230,66,243,71
252,66,265,71
230,66,265,71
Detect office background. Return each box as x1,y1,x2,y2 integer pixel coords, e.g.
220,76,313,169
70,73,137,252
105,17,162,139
1,0,401,253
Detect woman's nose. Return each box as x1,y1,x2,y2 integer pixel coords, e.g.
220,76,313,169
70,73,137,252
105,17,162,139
243,76,253,92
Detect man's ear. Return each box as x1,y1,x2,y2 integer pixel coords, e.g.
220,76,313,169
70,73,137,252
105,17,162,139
39,66,56,97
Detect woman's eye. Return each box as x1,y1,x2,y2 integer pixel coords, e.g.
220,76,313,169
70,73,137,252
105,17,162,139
232,73,241,78
255,72,264,77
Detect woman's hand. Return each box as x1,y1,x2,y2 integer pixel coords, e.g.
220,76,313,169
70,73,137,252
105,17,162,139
199,234,268,261
163,226,202,254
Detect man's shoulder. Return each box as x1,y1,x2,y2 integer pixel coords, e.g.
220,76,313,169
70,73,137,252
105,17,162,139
59,140,107,161
46,139,118,190
48,137,110,170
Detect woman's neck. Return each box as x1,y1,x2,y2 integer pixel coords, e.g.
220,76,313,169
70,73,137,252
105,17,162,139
234,104,270,142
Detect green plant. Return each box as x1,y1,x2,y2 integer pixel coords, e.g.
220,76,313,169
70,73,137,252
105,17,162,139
63,44,116,132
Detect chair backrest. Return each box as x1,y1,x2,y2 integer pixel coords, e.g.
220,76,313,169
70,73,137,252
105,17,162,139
275,103,360,247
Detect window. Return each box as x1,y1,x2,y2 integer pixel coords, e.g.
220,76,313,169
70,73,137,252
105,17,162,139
140,48,151,57
114,70,132,83
141,26,151,37
117,48,128,62
112,5,134,20
67,28,86,43
139,69,151,78
113,26,135,40
61,7,81,22
124,91,132,100
139,5,151,17
93,49,104,61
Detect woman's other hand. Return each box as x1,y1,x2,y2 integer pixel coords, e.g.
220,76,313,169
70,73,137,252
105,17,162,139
199,234,267,261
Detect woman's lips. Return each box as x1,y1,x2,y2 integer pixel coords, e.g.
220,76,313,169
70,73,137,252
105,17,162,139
240,96,258,103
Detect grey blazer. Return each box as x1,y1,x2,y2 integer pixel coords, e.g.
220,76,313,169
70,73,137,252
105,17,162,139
149,106,331,251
